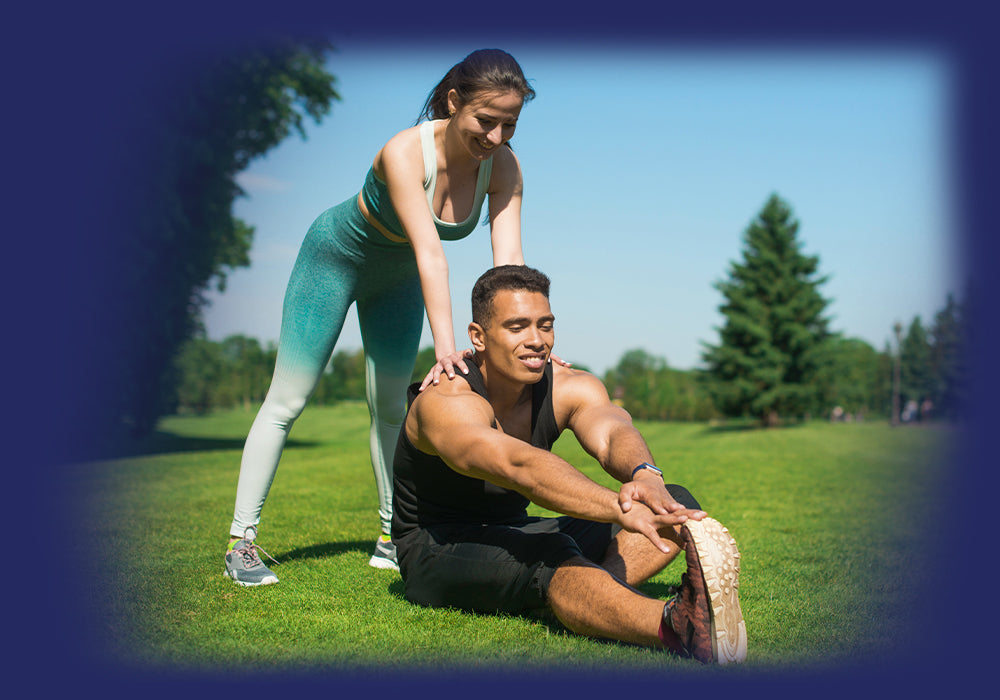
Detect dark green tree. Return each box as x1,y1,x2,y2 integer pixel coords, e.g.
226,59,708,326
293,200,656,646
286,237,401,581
900,317,934,410
701,194,831,426
814,335,883,419
174,338,226,414
928,294,969,420
604,349,666,420
875,341,896,419
174,335,277,413
220,335,269,410
109,41,339,434
603,349,719,422
319,349,367,403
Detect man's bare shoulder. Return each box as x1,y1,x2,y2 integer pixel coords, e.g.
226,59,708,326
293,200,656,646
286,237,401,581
409,373,493,425
551,362,608,396
407,374,495,454
550,363,617,424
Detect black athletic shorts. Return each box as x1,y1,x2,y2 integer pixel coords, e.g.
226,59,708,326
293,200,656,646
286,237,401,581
395,483,699,614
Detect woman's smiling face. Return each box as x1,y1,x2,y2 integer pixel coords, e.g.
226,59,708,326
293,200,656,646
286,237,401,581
448,88,523,160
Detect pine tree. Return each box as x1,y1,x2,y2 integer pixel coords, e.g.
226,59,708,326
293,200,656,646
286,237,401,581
900,317,934,411
701,194,831,426
928,294,969,420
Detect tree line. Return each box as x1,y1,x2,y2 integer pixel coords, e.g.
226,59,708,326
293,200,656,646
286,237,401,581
174,287,968,425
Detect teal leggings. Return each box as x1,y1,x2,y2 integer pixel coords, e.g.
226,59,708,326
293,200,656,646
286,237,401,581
230,197,424,538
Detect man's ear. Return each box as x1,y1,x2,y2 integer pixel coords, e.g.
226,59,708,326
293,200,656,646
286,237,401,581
469,322,486,352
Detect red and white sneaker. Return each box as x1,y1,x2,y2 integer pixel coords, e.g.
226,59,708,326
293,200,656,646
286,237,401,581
662,517,746,664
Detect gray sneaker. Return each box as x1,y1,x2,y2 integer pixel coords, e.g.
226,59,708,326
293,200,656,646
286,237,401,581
368,536,399,571
224,526,279,586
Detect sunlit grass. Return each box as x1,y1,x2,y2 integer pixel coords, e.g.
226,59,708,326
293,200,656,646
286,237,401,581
72,403,950,674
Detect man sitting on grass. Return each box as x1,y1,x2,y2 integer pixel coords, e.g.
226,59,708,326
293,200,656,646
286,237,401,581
390,265,747,664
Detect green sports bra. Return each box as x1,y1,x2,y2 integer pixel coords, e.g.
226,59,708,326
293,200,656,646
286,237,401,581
359,120,494,242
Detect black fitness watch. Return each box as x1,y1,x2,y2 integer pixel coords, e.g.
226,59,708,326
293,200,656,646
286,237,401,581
630,462,663,479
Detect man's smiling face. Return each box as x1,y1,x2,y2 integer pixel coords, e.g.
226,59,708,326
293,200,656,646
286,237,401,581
474,289,554,384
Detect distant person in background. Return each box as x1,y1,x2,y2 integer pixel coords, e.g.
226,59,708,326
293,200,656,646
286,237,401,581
920,398,934,422
224,49,566,586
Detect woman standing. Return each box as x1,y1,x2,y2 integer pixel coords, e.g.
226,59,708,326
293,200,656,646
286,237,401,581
224,49,538,584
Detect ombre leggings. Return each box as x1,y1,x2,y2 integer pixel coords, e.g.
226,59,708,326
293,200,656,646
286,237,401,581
229,197,424,539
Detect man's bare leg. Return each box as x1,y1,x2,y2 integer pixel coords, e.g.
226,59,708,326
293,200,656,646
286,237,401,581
548,518,746,664
546,519,690,647
547,556,667,647
599,525,685,587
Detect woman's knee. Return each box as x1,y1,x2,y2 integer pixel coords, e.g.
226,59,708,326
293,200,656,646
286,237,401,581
260,386,310,431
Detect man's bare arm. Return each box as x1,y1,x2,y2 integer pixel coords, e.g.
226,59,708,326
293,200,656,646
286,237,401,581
559,367,701,517
408,384,692,552
560,370,655,481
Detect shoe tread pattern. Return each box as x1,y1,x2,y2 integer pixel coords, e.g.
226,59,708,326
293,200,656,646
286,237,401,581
684,517,747,664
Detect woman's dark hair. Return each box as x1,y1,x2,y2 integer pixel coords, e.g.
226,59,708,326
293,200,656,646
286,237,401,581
419,49,535,122
471,265,550,329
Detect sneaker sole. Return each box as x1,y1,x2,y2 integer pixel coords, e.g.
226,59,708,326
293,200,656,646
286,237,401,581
368,556,399,571
683,517,747,664
223,570,279,586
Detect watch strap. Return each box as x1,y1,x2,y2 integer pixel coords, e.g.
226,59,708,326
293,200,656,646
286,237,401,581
631,462,662,479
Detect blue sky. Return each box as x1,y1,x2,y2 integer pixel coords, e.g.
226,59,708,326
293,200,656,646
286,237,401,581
203,39,959,375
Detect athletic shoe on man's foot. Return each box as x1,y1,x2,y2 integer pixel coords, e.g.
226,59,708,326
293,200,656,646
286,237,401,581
661,517,746,664
368,535,399,571
224,526,279,586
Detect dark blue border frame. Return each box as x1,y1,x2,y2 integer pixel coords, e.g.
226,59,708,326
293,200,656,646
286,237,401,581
9,1,994,696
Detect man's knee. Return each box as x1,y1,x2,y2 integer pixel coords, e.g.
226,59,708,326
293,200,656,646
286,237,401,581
547,556,621,612
549,555,602,592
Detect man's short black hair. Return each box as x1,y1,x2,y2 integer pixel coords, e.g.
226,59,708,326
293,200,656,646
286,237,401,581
471,265,551,328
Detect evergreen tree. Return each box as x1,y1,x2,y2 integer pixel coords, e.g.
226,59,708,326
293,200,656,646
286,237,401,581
900,317,934,411
701,194,831,426
875,342,895,419
929,294,969,420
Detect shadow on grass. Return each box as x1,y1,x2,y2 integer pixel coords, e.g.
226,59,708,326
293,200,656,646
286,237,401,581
698,419,809,436
382,574,683,644
277,539,371,562
385,577,573,635
637,579,680,599
93,431,320,460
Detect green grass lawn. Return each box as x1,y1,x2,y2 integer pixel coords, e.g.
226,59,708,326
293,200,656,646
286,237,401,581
70,403,952,675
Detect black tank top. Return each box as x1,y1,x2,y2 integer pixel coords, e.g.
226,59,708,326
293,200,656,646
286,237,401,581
391,361,560,538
